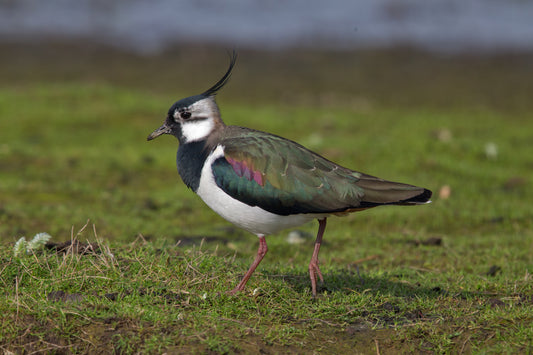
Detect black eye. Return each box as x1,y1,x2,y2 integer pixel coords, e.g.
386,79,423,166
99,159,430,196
181,111,192,120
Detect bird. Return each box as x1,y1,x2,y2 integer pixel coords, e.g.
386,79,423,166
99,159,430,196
147,52,432,297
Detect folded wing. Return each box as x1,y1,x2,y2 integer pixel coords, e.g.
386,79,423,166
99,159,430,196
211,127,431,216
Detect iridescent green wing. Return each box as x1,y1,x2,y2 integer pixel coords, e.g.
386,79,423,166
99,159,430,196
211,127,429,216
211,128,360,215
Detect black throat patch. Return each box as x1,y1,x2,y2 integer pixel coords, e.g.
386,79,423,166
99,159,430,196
176,140,211,192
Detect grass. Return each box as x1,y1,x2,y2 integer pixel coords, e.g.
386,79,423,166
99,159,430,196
1,42,532,353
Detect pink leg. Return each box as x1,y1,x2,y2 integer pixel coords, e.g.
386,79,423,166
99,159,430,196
309,218,327,297
228,235,268,295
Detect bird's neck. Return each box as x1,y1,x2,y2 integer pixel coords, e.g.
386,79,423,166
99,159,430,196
176,139,212,192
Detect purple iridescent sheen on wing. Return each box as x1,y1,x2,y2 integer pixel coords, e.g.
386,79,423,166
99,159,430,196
226,156,264,186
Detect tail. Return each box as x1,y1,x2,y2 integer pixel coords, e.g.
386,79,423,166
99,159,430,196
354,173,432,209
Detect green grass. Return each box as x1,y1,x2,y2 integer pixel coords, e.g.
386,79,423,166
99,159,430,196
1,43,532,353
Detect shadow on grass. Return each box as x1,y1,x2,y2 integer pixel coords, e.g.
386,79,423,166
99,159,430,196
264,268,524,312
269,269,444,299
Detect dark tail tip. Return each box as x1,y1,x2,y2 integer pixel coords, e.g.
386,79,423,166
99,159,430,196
404,188,432,204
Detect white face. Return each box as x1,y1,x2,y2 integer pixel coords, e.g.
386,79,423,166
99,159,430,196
173,98,219,143
180,117,215,143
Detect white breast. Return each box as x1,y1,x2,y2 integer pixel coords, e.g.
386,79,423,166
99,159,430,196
196,145,322,236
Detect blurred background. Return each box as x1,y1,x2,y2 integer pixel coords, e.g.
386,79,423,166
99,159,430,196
1,0,533,53
0,0,532,243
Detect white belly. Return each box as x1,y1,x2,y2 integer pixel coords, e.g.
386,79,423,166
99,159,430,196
196,146,324,236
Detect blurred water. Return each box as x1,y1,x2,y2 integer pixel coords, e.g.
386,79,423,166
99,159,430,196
0,0,532,53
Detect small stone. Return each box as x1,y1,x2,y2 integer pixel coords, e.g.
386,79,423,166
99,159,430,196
287,230,312,244
488,298,506,308
105,293,118,301
486,265,501,277
439,185,451,200
434,128,452,142
484,142,498,159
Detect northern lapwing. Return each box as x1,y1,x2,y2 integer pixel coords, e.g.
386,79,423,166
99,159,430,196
147,52,432,297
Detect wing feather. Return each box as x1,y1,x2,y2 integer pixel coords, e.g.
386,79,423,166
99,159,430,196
211,127,430,216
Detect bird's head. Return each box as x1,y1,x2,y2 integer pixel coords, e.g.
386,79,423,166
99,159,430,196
147,51,237,144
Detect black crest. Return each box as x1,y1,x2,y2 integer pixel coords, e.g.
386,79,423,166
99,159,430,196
201,50,238,97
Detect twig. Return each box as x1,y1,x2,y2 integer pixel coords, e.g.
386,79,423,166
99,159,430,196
219,317,255,332
350,254,380,265
297,318,343,327
459,335,471,354
15,276,19,322
75,219,91,238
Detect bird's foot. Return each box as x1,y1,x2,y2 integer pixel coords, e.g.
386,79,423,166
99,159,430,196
226,286,242,296
308,260,324,297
